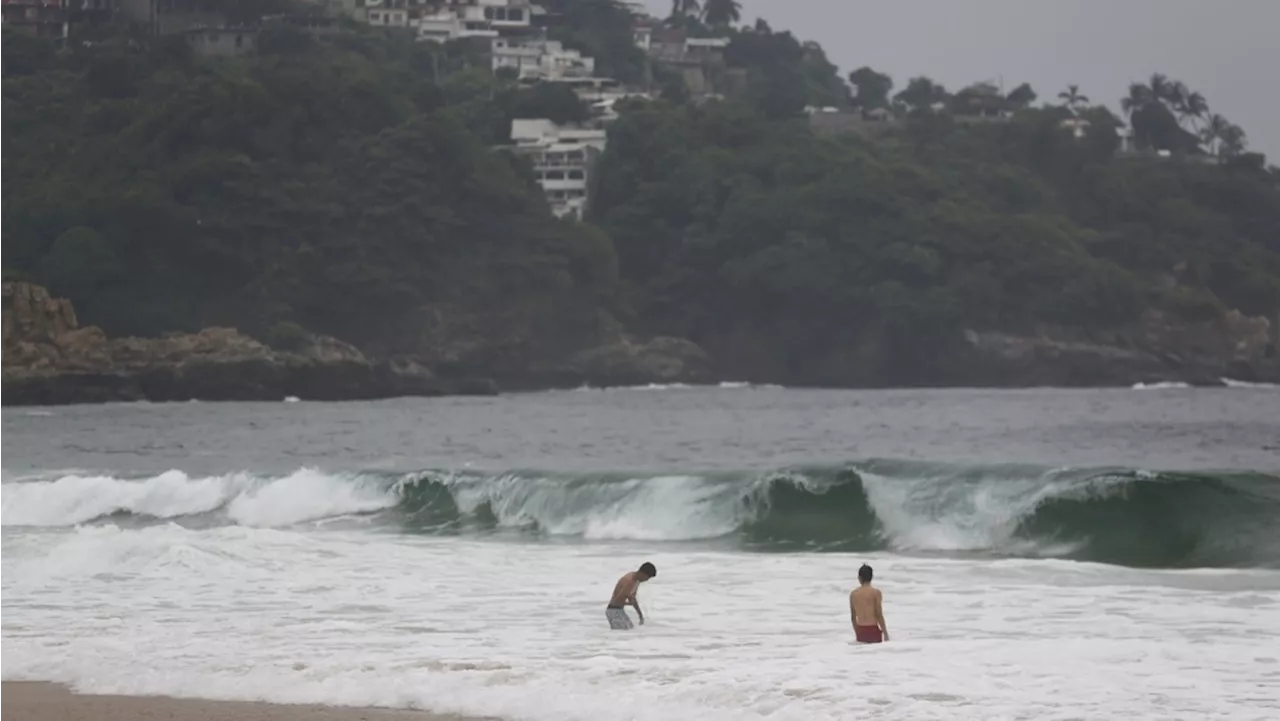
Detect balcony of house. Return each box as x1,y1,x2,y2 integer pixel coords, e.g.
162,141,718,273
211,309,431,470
536,168,588,192
511,118,606,145
454,0,536,32
527,147,591,170
367,7,410,27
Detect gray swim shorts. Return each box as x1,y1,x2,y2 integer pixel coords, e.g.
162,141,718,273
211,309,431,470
606,606,634,630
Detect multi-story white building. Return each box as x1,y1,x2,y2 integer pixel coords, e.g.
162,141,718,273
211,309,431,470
510,119,607,220
491,37,595,80
415,0,541,42
416,9,497,42
456,0,538,31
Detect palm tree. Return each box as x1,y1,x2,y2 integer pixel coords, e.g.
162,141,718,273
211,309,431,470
1168,81,1189,113
1179,91,1208,132
1201,113,1230,155
702,0,741,26
669,0,701,18
1200,113,1248,157
1147,73,1173,104
1057,84,1089,115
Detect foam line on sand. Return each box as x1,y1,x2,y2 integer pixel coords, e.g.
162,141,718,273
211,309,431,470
0,682,493,721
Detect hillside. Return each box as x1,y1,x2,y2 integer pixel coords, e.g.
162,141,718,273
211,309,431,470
3,4,1279,401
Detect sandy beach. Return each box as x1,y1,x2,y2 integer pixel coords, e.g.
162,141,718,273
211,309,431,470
1,682,486,721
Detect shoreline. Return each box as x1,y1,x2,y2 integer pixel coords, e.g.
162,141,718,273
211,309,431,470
0,682,490,721
1,374,1270,408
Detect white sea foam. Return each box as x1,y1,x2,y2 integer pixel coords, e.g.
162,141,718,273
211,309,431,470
3,524,1278,720
0,471,251,526
1130,381,1193,390
1221,377,1280,389
0,469,398,528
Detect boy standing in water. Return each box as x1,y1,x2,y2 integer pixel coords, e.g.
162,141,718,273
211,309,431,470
606,562,656,630
850,563,889,643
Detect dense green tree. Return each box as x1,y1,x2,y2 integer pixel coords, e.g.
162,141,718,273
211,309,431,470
4,19,1277,388
2,26,614,348
1006,82,1037,107
848,66,893,109
894,76,948,112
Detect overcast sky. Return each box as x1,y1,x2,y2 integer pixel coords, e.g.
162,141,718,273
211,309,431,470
639,0,1279,161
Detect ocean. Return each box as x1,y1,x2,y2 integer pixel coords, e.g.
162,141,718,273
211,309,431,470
3,385,1279,720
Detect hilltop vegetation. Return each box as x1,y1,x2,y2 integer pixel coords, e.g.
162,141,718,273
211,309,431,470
4,3,1279,388
3,24,619,365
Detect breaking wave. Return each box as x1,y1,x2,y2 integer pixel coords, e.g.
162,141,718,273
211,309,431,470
3,461,1278,569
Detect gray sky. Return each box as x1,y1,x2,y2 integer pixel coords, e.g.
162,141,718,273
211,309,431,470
641,0,1278,161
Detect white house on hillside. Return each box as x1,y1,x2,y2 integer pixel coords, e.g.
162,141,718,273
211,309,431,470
491,37,595,80
509,119,608,220
414,0,544,43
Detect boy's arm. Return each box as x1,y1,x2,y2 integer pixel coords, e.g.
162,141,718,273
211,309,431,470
628,592,644,623
875,590,889,640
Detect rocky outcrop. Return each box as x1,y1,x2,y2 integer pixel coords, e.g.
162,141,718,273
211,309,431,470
362,301,715,391
2,283,488,405
567,336,715,387
959,308,1280,387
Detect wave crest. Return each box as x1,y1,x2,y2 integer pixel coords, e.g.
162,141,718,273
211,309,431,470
4,462,1278,569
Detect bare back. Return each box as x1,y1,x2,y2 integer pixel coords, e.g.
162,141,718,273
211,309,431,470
610,571,640,607
850,585,883,628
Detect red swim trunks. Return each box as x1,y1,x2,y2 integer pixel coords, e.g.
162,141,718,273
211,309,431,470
855,625,884,644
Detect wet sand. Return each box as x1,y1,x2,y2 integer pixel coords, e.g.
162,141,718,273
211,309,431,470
1,682,488,721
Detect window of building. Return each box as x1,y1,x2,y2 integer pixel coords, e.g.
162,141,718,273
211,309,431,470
508,9,524,21
545,170,566,180
369,11,381,21
567,170,584,180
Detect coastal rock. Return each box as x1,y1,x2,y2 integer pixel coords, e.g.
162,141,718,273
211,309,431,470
960,308,1279,387
568,336,714,387
1,282,480,405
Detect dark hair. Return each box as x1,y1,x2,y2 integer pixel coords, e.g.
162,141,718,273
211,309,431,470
639,562,657,577
858,564,873,583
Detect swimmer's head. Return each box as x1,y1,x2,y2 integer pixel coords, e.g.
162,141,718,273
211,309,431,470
858,564,873,584
638,562,657,581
